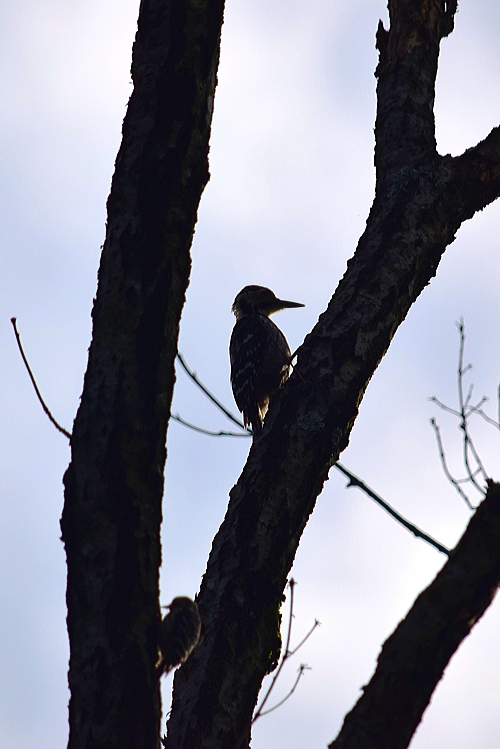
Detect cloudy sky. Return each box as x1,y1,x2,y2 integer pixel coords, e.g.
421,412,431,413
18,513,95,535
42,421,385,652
1,1,500,748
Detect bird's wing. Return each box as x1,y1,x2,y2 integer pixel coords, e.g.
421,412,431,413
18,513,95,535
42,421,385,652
229,316,271,414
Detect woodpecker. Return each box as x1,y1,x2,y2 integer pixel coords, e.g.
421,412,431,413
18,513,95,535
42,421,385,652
156,597,201,677
230,285,304,434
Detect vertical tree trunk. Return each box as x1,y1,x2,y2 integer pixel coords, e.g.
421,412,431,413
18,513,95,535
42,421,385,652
60,1,224,747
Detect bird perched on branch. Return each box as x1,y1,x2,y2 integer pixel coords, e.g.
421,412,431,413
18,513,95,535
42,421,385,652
230,285,304,434
156,597,201,677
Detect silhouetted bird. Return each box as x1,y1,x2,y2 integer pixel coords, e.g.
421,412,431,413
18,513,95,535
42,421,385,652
157,597,201,677
230,285,304,434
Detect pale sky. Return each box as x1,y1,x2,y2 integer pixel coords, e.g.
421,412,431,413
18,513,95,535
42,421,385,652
1,2,500,748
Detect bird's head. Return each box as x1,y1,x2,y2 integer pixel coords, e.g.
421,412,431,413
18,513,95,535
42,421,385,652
162,596,197,613
232,285,304,320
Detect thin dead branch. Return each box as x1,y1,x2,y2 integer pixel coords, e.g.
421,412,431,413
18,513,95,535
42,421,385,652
11,317,71,440
175,354,450,556
252,579,319,724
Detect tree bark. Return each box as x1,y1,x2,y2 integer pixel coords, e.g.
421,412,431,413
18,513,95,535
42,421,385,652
165,2,500,748
328,480,500,749
60,0,224,747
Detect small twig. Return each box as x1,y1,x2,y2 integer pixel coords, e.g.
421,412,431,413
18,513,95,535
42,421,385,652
232,580,318,749
252,579,297,723
467,407,499,429
334,462,450,555
427,396,461,418
462,428,488,491
170,413,251,438
251,579,318,726
288,619,321,657
468,394,488,415
176,352,248,430
430,418,476,510
455,321,488,493
256,665,311,718
463,381,474,410
11,317,71,440
460,422,487,495
173,354,451,556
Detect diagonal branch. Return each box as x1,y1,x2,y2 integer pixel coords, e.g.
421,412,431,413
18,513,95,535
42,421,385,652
166,4,500,748
334,462,449,555
329,480,500,749
176,352,248,430
11,317,72,440
172,354,449,554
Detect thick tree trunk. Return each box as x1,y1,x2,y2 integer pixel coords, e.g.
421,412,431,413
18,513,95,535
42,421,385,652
165,2,500,748
60,1,224,748
329,480,500,749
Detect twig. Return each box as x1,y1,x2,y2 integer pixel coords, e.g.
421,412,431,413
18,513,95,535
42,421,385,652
455,320,488,493
256,665,311,718
174,354,451,556
11,317,71,440
176,352,248,430
463,430,488,492
334,462,450,555
429,321,496,504
430,418,476,510
252,579,318,724
427,396,460,418
170,413,251,438
252,578,296,723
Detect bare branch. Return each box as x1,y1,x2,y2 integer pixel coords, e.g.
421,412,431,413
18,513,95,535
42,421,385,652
170,413,251,438
176,352,248,430
288,619,321,657
167,5,500,744
251,578,297,724
468,396,491,419
173,355,449,555
11,317,72,440
462,428,488,493
427,396,460,418
256,665,311,718
430,321,494,502
454,321,488,493
329,480,500,749
250,580,318,728
334,462,450,556
430,418,476,510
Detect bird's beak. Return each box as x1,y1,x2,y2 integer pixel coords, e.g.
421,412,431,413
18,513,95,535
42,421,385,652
277,299,305,309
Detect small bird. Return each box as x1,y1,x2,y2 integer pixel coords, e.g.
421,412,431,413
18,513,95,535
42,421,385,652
156,597,201,677
230,285,304,434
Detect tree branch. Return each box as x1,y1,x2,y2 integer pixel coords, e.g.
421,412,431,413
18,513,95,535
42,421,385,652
176,353,249,431
165,3,500,747
174,353,449,553
334,462,449,556
10,317,71,440
328,480,500,749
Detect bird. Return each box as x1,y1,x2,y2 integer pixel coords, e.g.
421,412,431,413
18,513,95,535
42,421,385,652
156,597,201,677
229,285,304,434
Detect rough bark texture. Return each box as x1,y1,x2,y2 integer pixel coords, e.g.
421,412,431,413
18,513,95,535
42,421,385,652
329,480,500,749
165,2,500,748
60,1,224,747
